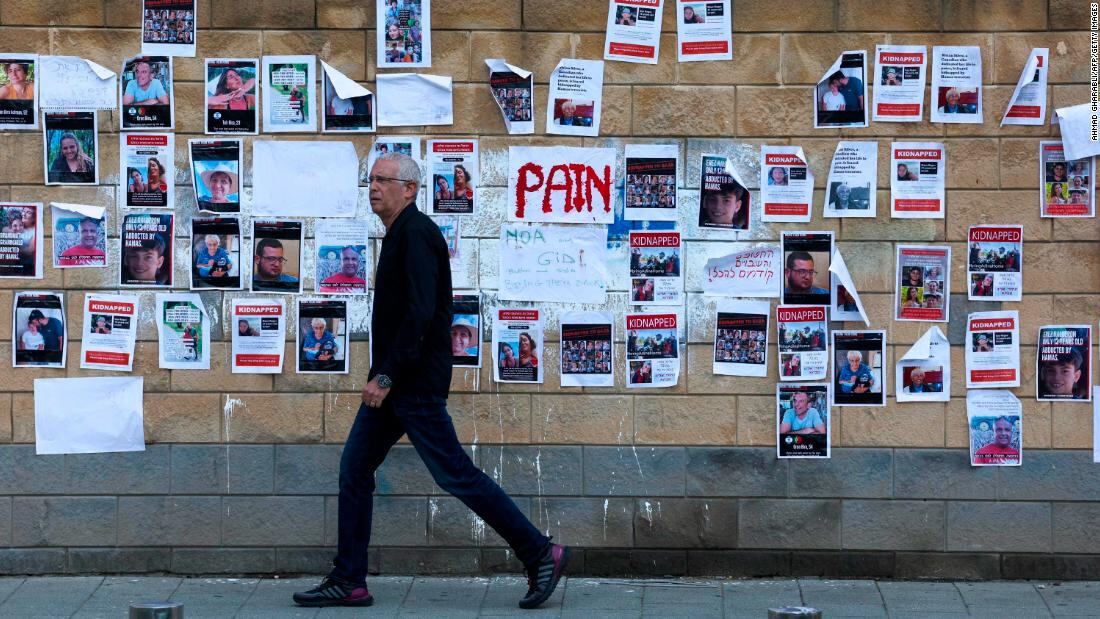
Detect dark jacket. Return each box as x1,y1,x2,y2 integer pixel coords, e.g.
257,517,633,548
370,204,453,397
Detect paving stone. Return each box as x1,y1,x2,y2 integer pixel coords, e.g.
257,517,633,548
71,576,180,616
168,577,259,616
0,576,103,617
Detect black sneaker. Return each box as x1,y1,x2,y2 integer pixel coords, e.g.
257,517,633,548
292,576,374,607
518,543,571,609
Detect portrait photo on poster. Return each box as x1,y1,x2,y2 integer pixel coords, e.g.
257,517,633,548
204,58,258,135
931,45,983,124
13,290,66,369
252,219,303,294
626,312,680,389
190,217,241,290
0,54,39,130
120,55,174,130
676,0,733,62
493,308,543,384
777,305,828,382
895,244,951,322
967,225,1022,301
546,59,604,137
967,390,1022,467
120,212,174,288
604,0,665,65
451,292,481,369
832,330,886,406
823,141,877,218
896,326,951,402
0,202,44,279
1036,324,1092,402
872,44,926,123
776,383,830,459
814,50,867,129
781,231,832,306
699,154,750,231
43,111,98,186
966,310,1020,389
891,142,945,218
80,293,140,372
119,133,174,210
428,139,477,215
297,298,349,374
315,219,369,295
1039,141,1094,218
189,138,242,213
629,231,682,306
760,145,813,223
51,203,107,269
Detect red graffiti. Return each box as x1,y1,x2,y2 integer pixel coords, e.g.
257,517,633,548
514,162,612,219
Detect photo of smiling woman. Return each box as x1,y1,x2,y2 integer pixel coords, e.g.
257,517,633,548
0,55,38,129
204,58,258,134
44,112,98,185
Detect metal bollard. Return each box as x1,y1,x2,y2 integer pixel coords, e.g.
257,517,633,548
768,607,823,619
129,601,184,619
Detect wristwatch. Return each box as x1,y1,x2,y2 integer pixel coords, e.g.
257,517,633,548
377,374,393,389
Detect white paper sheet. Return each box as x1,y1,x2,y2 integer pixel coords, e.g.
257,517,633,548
231,298,286,374
0,54,39,130
675,0,732,62
713,299,769,377
1055,104,1100,161
560,310,615,387
498,224,609,304
507,146,616,224
251,140,358,217
760,146,813,223
891,142,945,218
966,311,1020,389
829,248,869,326
81,293,140,372
486,59,534,134
896,326,950,402
377,73,453,126
930,45,983,124
0,202,43,279
814,50,868,129
155,292,210,370
824,141,877,218
1002,48,1048,126
872,45,927,122
967,391,1022,467
546,59,604,137
39,56,117,110
604,0,664,64
34,376,145,455
702,244,780,298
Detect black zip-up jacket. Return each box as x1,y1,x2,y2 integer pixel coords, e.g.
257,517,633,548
369,204,453,398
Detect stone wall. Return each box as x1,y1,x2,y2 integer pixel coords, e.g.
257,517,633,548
0,0,1097,578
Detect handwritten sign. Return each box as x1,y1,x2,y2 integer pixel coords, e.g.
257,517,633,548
507,146,615,223
39,56,117,110
703,245,780,297
498,224,608,303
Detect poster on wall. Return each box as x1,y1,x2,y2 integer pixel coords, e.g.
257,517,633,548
1002,48,1048,126
367,136,422,180
832,330,885,407
428,139,477,215
204,58,258,135
376,73,453,127
321,60,375,133
297,298,349,374
251,219,303,294
760,146,813,223
119,133,174,209
560,311,614,387
377,0,431,68
1055,103,1100,161
13,291,66,368
39,56,116,111
34,376,145,455
965,311,1020,389
546,59,604,137
141,0,197,57
451,292,481,368
0,202,43,279
675,0,732,62
315,219,369,295
506,146,615,224
43,111,98,186
713,299,769,377
1039,141,1093,218
703,245,780,298
52,203,107,268
814,50,867,129
967,225,1022,301
781,231,832,306
629,231,681,306
0,54,38,130
891,142,945,218
777,305,828,382
776,383,830,459
967,390,1022,466
190,217,241,290
823,141,876,218
120,212,174,288
1037,324,1092,402
895,245,951,322
624,144,678,221
493,308,543,384
262,55,316,132
930,45,983,124
498,224,609,304
486,59,534,134
604,0,664,64
155,292,209,370
120,55,173,130
81,293,140,372
231,298,286,374
189,138,242,213
872,44,926,122
626,312,679,388
896,326,950,402
699,154,750,230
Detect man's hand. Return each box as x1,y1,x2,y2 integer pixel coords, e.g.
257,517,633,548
361,377,391,409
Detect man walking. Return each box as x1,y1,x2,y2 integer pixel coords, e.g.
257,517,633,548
293,154,569,609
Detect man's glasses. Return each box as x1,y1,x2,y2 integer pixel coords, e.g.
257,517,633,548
259,256,287,264
363,175,415,186
790,269,817,277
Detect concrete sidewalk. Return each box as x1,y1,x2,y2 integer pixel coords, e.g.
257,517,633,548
0,575,1096,618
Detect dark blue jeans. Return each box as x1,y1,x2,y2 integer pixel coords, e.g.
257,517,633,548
332,394,550,584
